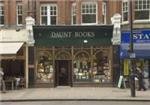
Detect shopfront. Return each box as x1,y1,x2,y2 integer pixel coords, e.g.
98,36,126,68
120,29,150,81
0,29,28,89
33,25,113,87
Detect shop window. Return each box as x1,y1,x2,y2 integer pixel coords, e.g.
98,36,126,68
0,3,4,25
73,52,92,82
40,4,57,25
93,51,111,83
36,51,54,83
81,2,97,24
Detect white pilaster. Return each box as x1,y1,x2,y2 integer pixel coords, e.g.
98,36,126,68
111,13,121,45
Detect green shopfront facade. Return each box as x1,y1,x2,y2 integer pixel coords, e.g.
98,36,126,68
33,25,114,87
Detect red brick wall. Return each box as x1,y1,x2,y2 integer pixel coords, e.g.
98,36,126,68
2,0,122,26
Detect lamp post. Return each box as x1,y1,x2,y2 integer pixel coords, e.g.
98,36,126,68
129,0,136,97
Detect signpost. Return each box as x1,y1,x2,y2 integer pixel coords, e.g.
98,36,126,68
129,0,136,97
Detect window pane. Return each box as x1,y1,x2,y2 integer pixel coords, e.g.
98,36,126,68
73,16,76,24
123,12,128,21
82,14,96,23
41,16,47,25
0,16,4,24
51,16,56,25
18,16,22,24
0,5,4,25
17,4,23,25
135,11,149,20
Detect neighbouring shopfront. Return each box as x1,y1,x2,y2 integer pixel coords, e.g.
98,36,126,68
0,29,28,89
33,25,113,87
120,29,150,82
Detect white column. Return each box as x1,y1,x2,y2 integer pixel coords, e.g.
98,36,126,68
26,16,35,45
25,16,35,88
111,13,121,45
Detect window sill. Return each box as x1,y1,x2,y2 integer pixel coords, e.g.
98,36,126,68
0,25,4,27
121,21,129,25
133,20,150,23
81,23,98,25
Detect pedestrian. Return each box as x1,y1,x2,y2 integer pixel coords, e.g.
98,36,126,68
136,66,146,91
0,66,6,93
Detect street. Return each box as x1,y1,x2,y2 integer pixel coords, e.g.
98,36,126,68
0,101,150,105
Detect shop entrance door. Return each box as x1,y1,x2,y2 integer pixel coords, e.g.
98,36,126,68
55,60,72,86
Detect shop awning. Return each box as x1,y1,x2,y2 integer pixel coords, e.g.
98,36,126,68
0,42,23,55
120,43,150,59
33,25,113,46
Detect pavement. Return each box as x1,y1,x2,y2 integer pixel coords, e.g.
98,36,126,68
0,87,150,102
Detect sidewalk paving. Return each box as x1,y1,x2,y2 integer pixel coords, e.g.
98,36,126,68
0,87,150,101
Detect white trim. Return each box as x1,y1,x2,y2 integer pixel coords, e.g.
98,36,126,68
121,21,129,25
134,20,150,23
80,23,98,26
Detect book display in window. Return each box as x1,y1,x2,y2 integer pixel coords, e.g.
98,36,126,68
92,52,111,83
37,51,54,83
73,52,92,82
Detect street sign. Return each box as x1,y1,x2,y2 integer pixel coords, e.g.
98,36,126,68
129,53,136,58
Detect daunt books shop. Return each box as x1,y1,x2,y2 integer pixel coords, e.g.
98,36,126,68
33,25,113,87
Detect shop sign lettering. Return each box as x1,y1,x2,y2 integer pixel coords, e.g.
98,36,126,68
49,32,95,39
133,33,150,40
121,30,150,43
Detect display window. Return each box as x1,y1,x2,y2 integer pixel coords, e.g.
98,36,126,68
36,46,112,85
36,50,54,83
73,51,92,82
73,48,112,83
92,50,111,83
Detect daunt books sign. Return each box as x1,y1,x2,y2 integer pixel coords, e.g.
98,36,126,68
33,25,113,46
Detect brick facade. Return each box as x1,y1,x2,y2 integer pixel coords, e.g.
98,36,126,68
1,0,121,27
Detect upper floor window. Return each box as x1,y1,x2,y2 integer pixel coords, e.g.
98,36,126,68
102,1,107,24
134,0,150,20
81,2,97,24
40,4,57,25
72,3,76,25
122,0,129,22
16,4,23,25
0,4,4,25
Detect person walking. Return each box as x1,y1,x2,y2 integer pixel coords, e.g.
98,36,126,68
136,66,146,91
0,66,6,93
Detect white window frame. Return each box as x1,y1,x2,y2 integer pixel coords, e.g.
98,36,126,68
40,4,57,25
122,0,129,23
102,1,107,24
71,3,76,25
0,3,4,26
16,3,23,26
81,2,98,25
134,0,150,22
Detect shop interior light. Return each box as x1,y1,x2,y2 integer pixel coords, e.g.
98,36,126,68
83,40,88,43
